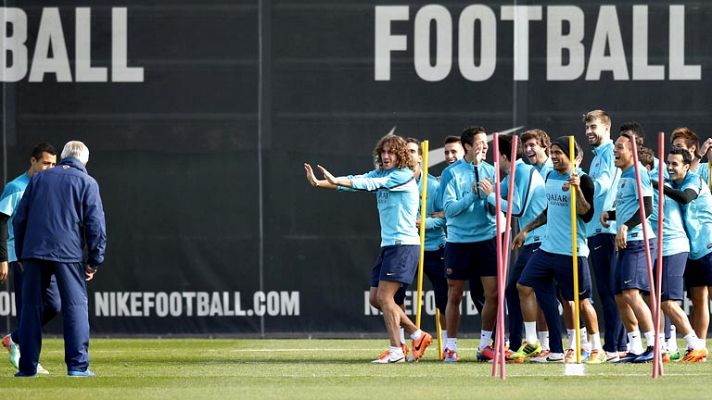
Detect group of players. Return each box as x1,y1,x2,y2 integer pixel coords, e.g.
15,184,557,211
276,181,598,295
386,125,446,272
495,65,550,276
305,109,712,365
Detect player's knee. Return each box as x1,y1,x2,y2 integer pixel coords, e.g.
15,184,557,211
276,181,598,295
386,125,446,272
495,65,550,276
689,290,707,304
376,292,395,307
369,293,381,310
517,283,533,297
484,286,498,300
43,297,62,314
580,298,594,311
369,298,381,310
660,300,675,314
448,290,463,304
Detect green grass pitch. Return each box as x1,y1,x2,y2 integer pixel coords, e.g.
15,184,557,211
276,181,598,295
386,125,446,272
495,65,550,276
0,338,708,399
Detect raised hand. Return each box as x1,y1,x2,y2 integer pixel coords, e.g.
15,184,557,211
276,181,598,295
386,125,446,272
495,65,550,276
473,142,485,164
316,165,338,185
304,163,319,187
700,138,712,159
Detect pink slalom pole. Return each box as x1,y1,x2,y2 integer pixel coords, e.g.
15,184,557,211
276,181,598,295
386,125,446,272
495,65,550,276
500,138,519,298
654,132,665,377
499,136,518,375
491,132,506,379
629,136,660,378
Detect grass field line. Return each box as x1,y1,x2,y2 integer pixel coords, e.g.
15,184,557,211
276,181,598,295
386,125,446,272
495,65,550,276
72,347,464,353
502,372,712,377
226,348,431,352
239,371,712,378
222,347,480,352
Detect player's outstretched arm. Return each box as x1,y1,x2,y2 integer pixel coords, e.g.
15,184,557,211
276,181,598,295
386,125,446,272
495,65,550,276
304,163,337,190
652,181,698,205
318,164,353,188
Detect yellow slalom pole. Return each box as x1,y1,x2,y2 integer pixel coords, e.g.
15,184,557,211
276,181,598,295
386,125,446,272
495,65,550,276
569,136,582,364
708,160,711,191
435,309,444,360
415,140,429,328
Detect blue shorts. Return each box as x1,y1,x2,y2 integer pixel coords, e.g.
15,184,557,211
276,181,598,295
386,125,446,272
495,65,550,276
444,238,498,280
657,252,688,301
614,239,656,294
370,245,420,287
509,243,541,286
684,251,712,288
518,249,592,301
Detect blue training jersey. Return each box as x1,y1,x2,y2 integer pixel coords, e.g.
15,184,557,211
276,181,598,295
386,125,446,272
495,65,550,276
486,159,546,246
442,160,504,243
0,172,30,262
649,169,690,257
539,170,590,257
615,164,656,242
690,162,711,192
587,141,620,237
434,159,464,212
417,173,446,251
338,167,420,247
674,172,712,260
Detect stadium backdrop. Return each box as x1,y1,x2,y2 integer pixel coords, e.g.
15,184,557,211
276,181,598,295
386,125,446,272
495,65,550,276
0,1,710,336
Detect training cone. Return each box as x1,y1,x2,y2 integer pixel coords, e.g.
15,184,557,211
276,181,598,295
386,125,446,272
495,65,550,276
564,363,586,376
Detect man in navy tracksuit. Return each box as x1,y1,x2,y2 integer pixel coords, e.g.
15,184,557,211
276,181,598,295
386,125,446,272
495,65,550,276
13,141,107,377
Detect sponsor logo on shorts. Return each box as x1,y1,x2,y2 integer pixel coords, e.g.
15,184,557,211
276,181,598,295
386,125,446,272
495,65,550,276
624,279,632,285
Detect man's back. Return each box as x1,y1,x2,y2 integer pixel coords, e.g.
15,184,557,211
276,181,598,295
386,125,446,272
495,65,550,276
13,157,106,267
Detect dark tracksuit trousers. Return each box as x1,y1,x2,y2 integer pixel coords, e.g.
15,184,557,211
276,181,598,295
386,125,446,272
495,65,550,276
18,259,89,374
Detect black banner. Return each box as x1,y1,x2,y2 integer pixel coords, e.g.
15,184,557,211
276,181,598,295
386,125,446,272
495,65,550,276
1,1,709,336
